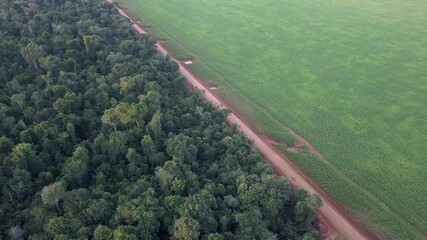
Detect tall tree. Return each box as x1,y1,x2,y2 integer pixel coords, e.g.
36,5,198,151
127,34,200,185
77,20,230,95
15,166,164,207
20,42,45,69
41,182,66,215
8,225,24,240
62,146,89,188
11,143,36,171
173,217,200,240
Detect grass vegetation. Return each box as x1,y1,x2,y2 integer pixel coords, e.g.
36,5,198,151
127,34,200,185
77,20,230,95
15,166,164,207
119,0,427,238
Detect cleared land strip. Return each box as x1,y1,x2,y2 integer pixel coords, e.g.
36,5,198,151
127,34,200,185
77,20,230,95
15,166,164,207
110,3,378,240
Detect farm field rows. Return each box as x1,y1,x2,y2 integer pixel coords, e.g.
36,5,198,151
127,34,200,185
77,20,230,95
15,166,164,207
118,0,427,238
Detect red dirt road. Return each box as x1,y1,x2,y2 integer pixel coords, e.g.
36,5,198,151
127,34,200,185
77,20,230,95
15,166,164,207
113,4,378,240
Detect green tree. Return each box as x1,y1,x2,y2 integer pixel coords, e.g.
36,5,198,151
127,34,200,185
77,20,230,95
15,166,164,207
101,108,120,131
20,42,45,69
147,111,163,141
102,103,145,129
108,132,127,162
9,169,32,203
166,134,197,164
141,135,156,161
235,209,277,240
62,146,89,187
173,217,200,240
11,93,26,112
93,225,113,240
294,190,322,230
113,226,138,240
41,182,66,215
44,216,67,238
207,233,225,240
82,35,100,57
53,92,79,114
85,199,114,225
11,143,36,171
180,190,218,234
0,136,14,154
39,55,59,73
8,225,24,240
119,75,143,95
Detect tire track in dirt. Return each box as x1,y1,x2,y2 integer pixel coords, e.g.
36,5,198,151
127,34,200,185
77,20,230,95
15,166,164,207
109,3,379,239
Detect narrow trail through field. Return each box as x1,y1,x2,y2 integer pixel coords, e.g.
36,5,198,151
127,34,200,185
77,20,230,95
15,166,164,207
110,3,379,239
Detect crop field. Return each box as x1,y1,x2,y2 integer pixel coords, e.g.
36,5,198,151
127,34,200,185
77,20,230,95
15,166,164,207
118,0,427,238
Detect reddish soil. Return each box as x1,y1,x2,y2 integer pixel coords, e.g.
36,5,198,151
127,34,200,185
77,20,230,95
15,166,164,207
287,142,303,153
111,4,379,240
286,127,325,160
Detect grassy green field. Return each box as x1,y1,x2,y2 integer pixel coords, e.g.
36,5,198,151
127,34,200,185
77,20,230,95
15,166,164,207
118,0,427,238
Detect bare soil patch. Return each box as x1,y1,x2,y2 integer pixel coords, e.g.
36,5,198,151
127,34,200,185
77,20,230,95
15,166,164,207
287,143,303,153
285,127,324,159
260,135,280,145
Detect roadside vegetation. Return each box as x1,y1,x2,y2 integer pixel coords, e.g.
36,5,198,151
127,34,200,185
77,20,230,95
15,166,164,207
119,0,427,238
0,0,321,239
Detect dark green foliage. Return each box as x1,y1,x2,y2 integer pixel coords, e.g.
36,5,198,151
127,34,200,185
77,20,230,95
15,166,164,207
0,0,320,239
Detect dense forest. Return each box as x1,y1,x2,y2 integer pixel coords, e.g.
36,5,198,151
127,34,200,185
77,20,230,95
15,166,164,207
0,0,321,239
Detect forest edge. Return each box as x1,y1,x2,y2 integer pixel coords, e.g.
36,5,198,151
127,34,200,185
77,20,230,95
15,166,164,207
108,2,379,239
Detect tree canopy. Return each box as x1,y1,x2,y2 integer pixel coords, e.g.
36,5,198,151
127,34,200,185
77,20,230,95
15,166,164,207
0,0,320,239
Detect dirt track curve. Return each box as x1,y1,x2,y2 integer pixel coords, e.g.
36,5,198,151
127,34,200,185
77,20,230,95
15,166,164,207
112,3,378,240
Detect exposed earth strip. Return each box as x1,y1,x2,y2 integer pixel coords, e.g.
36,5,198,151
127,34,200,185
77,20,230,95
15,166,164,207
110,3,378,239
